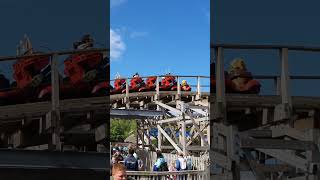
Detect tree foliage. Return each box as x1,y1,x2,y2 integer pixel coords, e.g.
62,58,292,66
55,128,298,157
110,119,137,142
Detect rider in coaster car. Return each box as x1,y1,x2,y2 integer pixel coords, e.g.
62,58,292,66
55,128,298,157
112,73,126,94
181,80,191,91
228,57,261,93
73,34,94,50
125,72,145,93
160,73,177,90
139,76,157,91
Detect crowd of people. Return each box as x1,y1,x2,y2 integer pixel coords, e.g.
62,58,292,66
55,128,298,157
111,144,194,180
111,144,144,171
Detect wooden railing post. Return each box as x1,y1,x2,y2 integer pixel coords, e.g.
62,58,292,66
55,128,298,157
125,78,130,109
176,76,181,100
215,47,226,123
50,54,61,151
196,76,201,100
274,48,292,123
155,76,160,101
274,77,281,96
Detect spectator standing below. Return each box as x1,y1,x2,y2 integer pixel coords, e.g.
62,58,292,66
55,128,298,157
133,153,144,171
175,152,187,171
124,148,139,171
169,161,178,180
175,152,188,180
113,149,124,164
186,152,193,170
153,150,169,171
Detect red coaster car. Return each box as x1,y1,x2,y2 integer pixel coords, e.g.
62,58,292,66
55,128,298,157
38,35,107,100
122,74,145,93
111,78,126,94
159,74,177,91
0,54,51,105
38,52,104,100
139,76,157,92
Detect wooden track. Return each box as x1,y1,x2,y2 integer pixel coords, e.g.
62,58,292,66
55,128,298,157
0,96,107,121
111,91,209,101
212,94,320,109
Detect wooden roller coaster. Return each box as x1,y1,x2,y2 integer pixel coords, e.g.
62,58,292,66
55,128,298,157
0,46,109,178
211,44,320,180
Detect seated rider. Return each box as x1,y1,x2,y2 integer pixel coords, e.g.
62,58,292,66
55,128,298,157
181,80,187,87
133,72,139,78
73,34,94,50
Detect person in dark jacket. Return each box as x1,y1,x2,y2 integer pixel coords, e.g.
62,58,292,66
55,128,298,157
124,148,138,171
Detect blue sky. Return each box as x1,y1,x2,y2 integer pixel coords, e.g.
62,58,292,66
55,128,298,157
110,0,210,90
212,0,320,96
0,0,108,81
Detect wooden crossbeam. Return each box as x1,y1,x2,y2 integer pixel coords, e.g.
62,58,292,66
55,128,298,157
256,149,308,172
241,138,317,151
186,111,208,146
157,125,182,153
155,101,183,116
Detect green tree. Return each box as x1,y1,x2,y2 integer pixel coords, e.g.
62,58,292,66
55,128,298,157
110,119,137,142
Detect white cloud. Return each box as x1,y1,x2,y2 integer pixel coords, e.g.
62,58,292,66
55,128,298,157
111,0,127,8
130,31,148,39
110,28,126,60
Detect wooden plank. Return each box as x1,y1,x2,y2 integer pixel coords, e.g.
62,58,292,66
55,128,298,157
155,101,183,116
50,54,61,150
215,47,226,121
241,138,316,150
186,146,210,151
212,43,320,52
181,119,187,154
256,149,308,172
240,130,272,138
0,97,107,122
0,48,108,61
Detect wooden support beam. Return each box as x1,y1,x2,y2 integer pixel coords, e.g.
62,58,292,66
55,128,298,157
215,47,226,122
157,125,162,150
279,48,292,123
50,54,61,151
155,101,183,116
181,119,187,155
186,111,208,146
176,76,181,100
196,76,201,100
187,123,209,146
125,79,130,109
241,138,317,150
157,125,182,153
243,149,267,180
256,149,308,172
167,124,181,147
155,77,159,101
